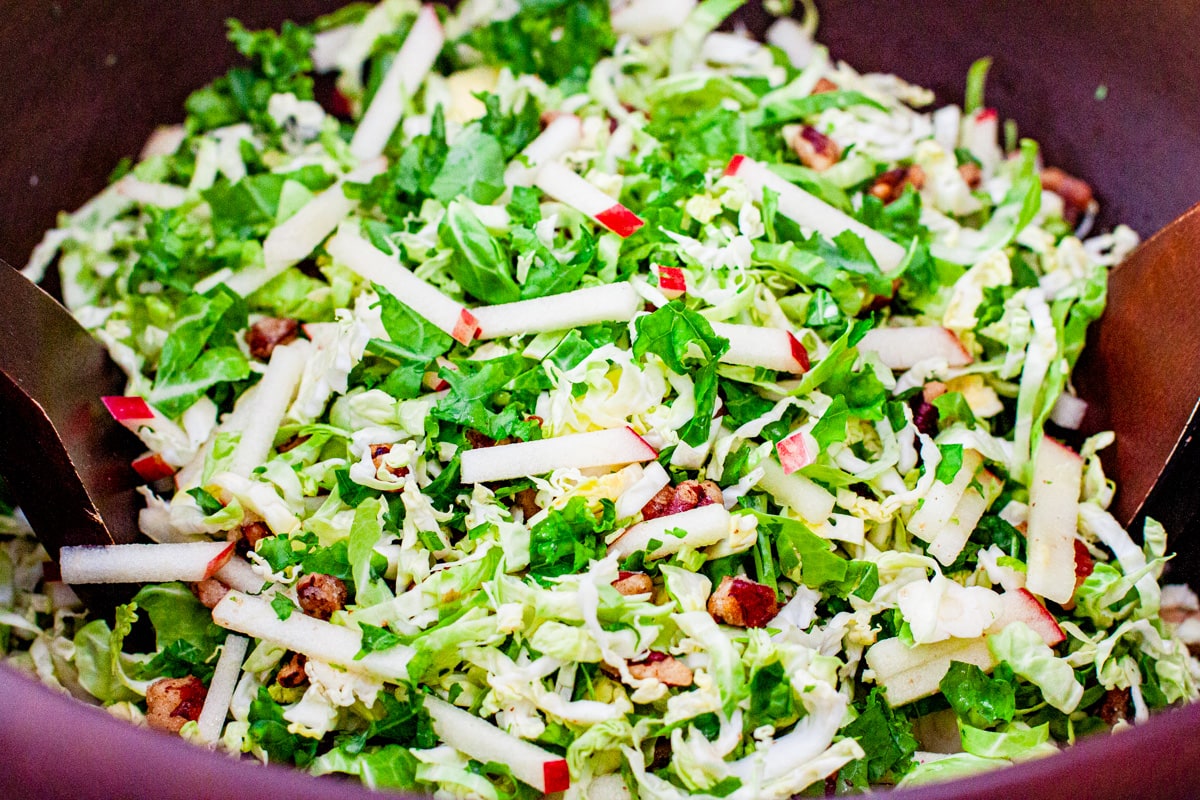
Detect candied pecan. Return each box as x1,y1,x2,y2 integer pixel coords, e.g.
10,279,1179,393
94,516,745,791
233,519,273,557
145,675,207,734
868,165,926,204
369,443,410,481
640,485,676,521
612,571,654,597
511,487,541,521
277,434,311,454
628,652,694,687
464,429,512,449
787,125,841,172
275,652,308,689
958,161,983,189
245,317,300,361
1098,687,1131,726
664,480,723,516
1040,166,1094,226
189,578,229,610
811,77,839,95
707,575,779,628
296,573,348,620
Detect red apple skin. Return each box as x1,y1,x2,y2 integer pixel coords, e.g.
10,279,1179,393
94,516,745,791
656,266,687,297
1006,588,1066,646
202,542,237,581
976,107,998,123
776,431,814,474
101,395,154,423
595,204,645,238
626,427,659,459
787,332,811,372
543,760,570,793
451,310,480,345
131,453,176,482
725,154,747,176
1074,540,1095,579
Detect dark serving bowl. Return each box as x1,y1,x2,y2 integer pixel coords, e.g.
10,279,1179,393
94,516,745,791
2,1,1200,798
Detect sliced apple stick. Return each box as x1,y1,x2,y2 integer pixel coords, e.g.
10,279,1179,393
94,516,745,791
222,157,388,297
460,426,657,483
228,339,311,478
102,396,190,465
1025,436,1082,605
1049,392,1088,430
424,694,570,793
856,326,973,370
195,634,249,746
652,265,687,299
757,456,836,524
775,429,819,474
211,591,414,681
472,282,641,339
327,225,479,345
908,448,983,543
349,5,443,161
926,468,1002,566
60,541,234,585
534,162,644,237
504,113,583,188
213,556,267,595
725,154,906,272
614,461,671,519
865,635,996,707
608,503,731,561
994,589,1066,646
610,0,696,37
710,321,809,373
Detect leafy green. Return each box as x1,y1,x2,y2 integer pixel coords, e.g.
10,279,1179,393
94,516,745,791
632,302,729,446
746,511,848,588
432,354,541,441
248,687,319,767
964,57,993,115
149,285,250,416
934,443,965,484
371,284,453,399
529,497,616,581
429,127,507,205
752,90,886,127
841,688,919,782
939,661,1016,729
459,0,614,91
439,201,521,303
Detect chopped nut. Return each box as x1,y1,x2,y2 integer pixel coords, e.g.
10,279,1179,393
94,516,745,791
275,652,308,689
369,443,410,482
665,479,723,516
612,571,654,596
643,480,724,521
1098,687,1131,726
277,434,310,454
145,675,207,734
640,485,676,521
628,652,694,687
233,519,272,557
1040,166,1095,226
707,575,779,628
787,125,841,172
958,161,983,189
189,578,229,609
245,317,300,361
296,573,348,620
511,487,541,521
811,77,839,95
868,165,926,204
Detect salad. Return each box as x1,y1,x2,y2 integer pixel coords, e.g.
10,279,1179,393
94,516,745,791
3,0,1199,796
